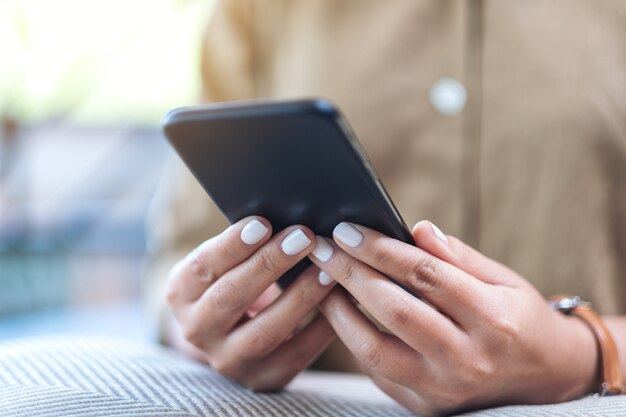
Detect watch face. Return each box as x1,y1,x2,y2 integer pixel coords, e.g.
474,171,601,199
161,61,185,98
549,295,582,312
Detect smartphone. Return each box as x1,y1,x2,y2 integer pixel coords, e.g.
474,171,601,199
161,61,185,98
162,98,413,287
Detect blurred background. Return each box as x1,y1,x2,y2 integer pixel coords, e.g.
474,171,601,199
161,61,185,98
0,0,214,341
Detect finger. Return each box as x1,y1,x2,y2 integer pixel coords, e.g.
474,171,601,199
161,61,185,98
310,238,465,352
412,220,521,287
245,314,336,391
365,371,424,415
318,288,426,387
247,284,282,317
222,264,336,360
192,225,316,337
331,222,490,320
214,314,335,392
167,216,272,306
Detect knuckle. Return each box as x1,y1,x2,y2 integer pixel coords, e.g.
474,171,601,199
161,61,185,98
189,247,208,279
211,355,238,378
213,280,245,313
381,297,411,328
245,319,279,357
406,256,445,296
469,358,496,380
255,251,283,275
447,360,496,407
190,246,217,283
294,286,318,309
336,260,359,286
492,315,521,343
180,318,205,347
371,240,393,266
165,260,186,304
357,338,384,370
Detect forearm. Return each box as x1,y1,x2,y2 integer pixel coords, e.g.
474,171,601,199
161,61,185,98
605,316,626,382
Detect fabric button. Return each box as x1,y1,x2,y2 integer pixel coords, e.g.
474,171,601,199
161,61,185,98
429,78,467,116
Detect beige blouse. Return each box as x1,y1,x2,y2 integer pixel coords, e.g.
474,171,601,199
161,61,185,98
144,1,626,352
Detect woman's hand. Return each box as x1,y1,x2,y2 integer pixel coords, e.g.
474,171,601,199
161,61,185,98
308,221,599,416
166,216,336,391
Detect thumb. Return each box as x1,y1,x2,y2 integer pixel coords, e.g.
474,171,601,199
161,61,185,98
411,220,521,286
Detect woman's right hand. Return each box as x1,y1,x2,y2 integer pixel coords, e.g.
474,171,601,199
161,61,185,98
166,216,337,391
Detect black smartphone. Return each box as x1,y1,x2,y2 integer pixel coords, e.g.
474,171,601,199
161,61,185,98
162,98,413,287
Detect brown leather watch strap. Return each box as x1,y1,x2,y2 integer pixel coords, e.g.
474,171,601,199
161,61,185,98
550,295,624,396
572,305,624,395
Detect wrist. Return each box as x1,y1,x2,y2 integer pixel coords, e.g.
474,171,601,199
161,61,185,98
547,295,626,399
563,314,601,399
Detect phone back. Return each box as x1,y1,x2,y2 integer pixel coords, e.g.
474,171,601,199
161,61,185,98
162,99,412,286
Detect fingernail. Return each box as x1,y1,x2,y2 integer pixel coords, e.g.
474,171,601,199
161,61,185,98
311,236,333,262
318,270,334,286
240,219,269,245
281,229,312,255
333,222,363,248
430,222,448,243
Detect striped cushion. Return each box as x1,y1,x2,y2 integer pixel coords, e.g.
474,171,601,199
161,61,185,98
0,337,625,416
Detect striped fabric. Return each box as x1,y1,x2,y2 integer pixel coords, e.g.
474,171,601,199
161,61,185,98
0,337,625,417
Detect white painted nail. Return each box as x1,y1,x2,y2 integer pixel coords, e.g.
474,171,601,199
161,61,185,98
281,229,312,255
240,219,269,245
318,270,334,286
430,222,448,243
311,236,333,262
333,222,363,248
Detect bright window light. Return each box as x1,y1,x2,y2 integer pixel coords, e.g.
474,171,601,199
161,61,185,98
0,0,214,124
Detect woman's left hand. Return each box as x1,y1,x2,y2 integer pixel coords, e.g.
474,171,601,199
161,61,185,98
308,221,599,416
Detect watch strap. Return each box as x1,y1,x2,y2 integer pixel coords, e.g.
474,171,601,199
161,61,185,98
572,305,624,395
550,295,624,396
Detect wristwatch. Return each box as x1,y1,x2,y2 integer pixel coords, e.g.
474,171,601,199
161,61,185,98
549,295,624,396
